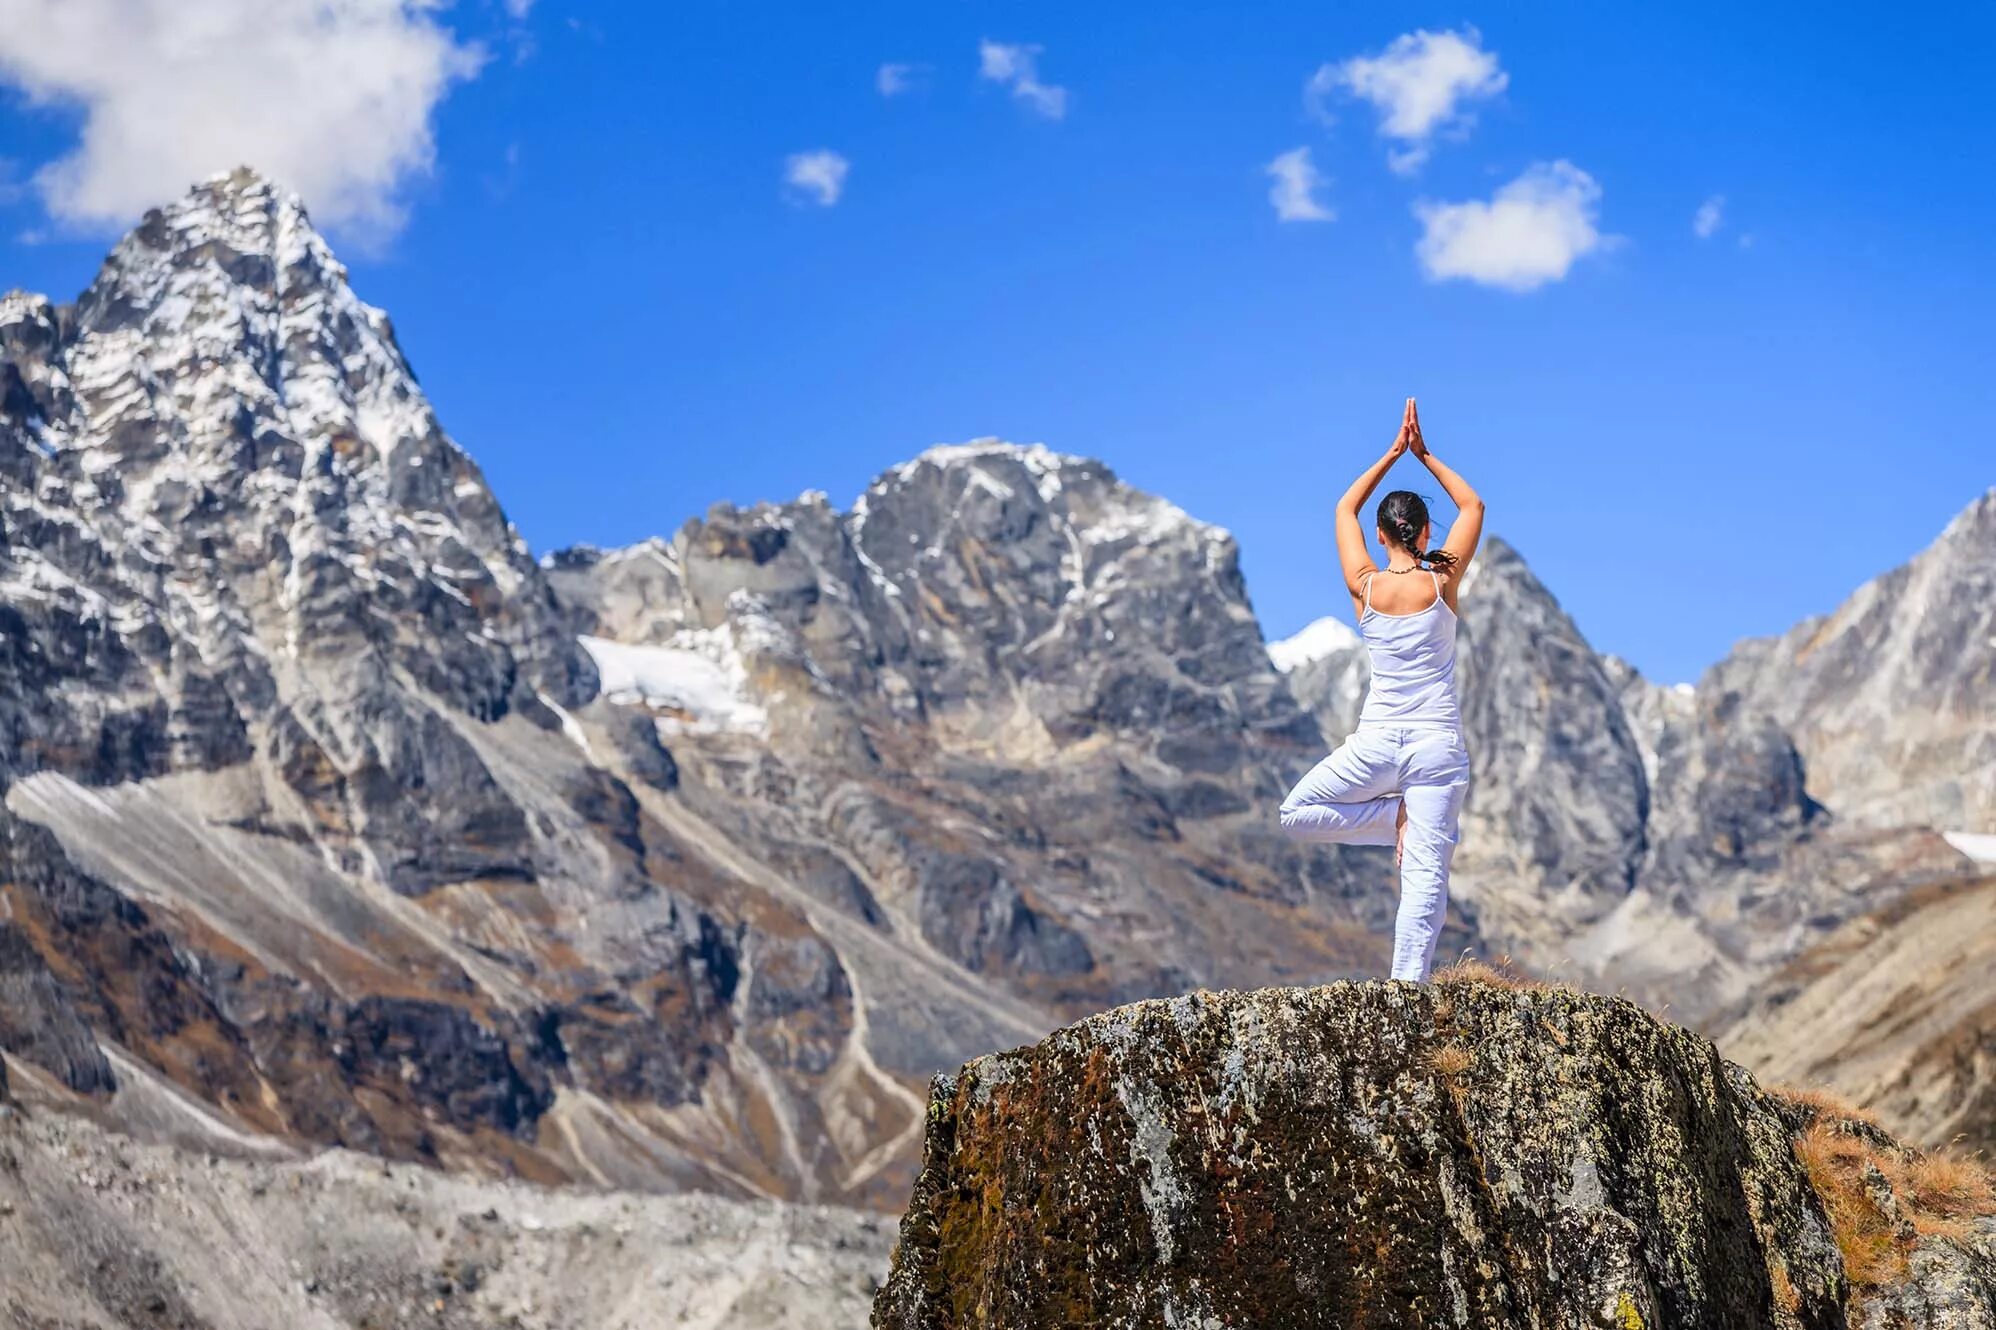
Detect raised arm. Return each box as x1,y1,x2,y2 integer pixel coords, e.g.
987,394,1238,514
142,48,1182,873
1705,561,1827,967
1336,398,1416,611
1405,400,1485,605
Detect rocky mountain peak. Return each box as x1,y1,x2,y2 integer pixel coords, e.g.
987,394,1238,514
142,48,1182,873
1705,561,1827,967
0,165,585,712
1940,484,1996,544
560,438,1296,768
855,439,1225,554
57,166,428,483
0,167,594,887
1703,486,1996,830
837,439,1272,739
98,165,328,291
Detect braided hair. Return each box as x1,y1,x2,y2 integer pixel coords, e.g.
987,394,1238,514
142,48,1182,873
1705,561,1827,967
1375,490,1457,569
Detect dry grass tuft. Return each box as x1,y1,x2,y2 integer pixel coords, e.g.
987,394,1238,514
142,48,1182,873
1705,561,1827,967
1428,1042,1473,1080
1769,1083,1885,1131
1794,1122,1912,1289
1432,955,1566,992
1900,1152,1996,1238
1791,1116,1996,1296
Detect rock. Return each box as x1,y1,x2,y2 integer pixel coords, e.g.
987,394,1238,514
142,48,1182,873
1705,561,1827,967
1856,1225,1996,1330
876,979,1996,1328
0,923,113,1095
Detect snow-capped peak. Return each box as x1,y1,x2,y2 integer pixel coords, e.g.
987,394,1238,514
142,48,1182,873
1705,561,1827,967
864,438,1230,552
57,165,466,492
1267,616,1362,673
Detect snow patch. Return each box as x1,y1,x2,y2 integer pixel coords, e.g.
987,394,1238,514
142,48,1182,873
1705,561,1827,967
1942,830,1996,865
579,632,767,735
909,438,1082,476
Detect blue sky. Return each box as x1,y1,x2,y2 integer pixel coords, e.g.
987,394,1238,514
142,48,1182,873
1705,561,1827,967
2,2,1991,684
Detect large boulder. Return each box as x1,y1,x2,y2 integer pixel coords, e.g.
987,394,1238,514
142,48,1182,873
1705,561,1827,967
876,979,1996,1328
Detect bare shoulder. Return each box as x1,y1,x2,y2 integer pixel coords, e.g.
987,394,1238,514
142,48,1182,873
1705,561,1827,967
1345,561,1378,618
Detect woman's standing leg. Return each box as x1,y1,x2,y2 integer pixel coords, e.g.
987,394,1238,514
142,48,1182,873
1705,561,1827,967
1391,730,1472,981
1279,729,1401,845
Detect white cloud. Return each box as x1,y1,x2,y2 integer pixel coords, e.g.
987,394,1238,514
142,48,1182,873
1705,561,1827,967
1265,148,1333,222
1693,194,1725,239
503,0,532,16
876,62,926,97
1319,27,1506,174
0,0,485,240
783,150,849,207
1303,64,1339,128
1414,161,1605,292
979,39,1067,119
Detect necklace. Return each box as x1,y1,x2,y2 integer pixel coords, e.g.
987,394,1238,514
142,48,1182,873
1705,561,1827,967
1379,562,1423,574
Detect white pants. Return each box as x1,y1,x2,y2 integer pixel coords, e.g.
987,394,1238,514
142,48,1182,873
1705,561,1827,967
1278,725,1471,982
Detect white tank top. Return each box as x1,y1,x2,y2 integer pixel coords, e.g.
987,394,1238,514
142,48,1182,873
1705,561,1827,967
1355,569,1461,731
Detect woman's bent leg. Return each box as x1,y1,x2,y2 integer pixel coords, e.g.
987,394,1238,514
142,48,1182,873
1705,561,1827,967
1279,730,1400,846
1391,734,1471,981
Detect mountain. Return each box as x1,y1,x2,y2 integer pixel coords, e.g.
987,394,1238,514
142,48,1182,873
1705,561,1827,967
0,170,1475,1213
876,978,1996,1327
1704,489,1996,832
542,439,1462,1006
0,167,899,1206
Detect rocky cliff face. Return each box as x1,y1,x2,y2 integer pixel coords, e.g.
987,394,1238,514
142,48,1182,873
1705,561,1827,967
876,979,1996,1329
1448,542,1651,947
1705,491,1996,834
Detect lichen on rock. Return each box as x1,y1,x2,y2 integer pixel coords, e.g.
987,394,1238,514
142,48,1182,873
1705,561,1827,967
875,980,1996,1328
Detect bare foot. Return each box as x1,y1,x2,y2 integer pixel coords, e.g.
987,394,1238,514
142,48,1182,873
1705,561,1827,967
1394,800,1408,868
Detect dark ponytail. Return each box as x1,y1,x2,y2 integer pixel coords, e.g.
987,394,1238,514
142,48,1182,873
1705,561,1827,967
1375,490,1457,569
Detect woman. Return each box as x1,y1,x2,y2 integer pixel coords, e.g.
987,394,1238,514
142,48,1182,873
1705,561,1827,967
1279,397,1485,982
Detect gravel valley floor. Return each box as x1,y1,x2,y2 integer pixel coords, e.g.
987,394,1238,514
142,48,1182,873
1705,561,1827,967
0,1089,892,1330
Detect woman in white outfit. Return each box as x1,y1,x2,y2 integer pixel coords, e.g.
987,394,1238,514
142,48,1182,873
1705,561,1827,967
1279,398,1486,982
